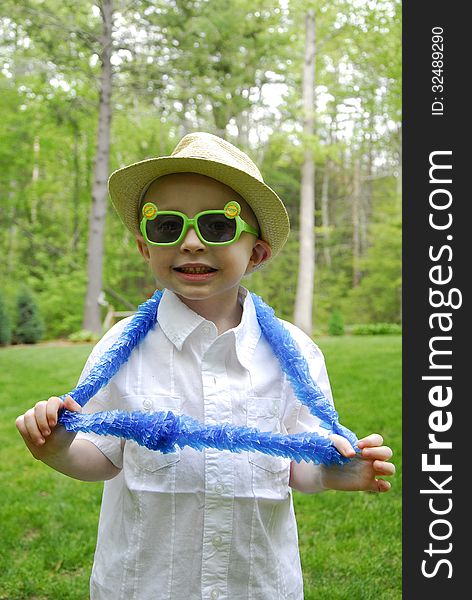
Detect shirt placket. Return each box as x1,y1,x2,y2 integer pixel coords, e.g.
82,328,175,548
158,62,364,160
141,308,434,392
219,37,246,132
201,339,234,600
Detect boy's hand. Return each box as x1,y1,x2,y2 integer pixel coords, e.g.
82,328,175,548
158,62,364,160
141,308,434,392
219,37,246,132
321,433,395,492
16,395,81,461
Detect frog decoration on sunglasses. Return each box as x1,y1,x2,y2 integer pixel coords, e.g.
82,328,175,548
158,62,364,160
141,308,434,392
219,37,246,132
140,201,259,246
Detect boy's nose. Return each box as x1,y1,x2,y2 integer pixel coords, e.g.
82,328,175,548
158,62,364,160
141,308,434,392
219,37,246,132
179,225,207,252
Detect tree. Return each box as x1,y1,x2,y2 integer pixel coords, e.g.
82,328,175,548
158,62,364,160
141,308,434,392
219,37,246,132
294,9,316,335
328,307,344,336
0,0,402,335
13,288,44,344
83,0,113,333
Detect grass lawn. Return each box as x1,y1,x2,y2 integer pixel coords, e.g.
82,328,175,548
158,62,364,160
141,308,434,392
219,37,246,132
0,336,401,599
296,335,401,599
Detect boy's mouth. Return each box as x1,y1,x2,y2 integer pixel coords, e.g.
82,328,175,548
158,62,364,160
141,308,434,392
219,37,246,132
173,265,218,274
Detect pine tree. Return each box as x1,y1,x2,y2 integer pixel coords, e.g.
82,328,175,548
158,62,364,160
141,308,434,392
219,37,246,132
328,307,344,336
13,288,44,344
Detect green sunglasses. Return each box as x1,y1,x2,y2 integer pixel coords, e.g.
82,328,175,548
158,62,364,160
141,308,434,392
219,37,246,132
140,200,259,246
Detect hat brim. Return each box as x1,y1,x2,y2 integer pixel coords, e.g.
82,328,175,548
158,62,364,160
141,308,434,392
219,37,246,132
108,156,290,258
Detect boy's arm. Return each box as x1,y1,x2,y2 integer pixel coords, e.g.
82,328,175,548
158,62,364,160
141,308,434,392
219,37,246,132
280,325,395,493
289,433,395,493
16,395,121,482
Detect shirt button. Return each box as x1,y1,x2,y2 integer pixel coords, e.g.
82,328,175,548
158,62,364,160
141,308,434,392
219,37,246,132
271,403,279,417
212,535,223,548
202,325,212,336
143,399,152,410
210,589,220,600
214,482,224,494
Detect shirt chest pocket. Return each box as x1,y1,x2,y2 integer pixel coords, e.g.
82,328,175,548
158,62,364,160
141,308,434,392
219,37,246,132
123,394,181,478
247,396,291,498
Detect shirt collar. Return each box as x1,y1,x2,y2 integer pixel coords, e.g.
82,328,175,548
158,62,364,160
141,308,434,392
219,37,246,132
157,287,262,369
232,287,262,370
157,288,206,350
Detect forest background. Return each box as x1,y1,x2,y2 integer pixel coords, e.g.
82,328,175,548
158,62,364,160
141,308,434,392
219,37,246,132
0,0,401,341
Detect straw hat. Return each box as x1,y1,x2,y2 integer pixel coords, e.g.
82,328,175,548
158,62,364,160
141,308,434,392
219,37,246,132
108,132,290,257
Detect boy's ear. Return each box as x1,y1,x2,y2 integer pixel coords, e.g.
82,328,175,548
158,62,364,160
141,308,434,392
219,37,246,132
246,239,272,273
136,235,151,262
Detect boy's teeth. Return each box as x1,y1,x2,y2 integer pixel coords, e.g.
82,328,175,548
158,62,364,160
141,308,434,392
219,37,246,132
178,266,215,273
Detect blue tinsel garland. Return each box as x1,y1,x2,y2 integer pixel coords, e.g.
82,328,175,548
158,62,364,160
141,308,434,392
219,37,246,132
57,290,358,466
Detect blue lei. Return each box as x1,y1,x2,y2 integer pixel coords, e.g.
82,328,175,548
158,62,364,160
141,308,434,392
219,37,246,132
58,290,358,466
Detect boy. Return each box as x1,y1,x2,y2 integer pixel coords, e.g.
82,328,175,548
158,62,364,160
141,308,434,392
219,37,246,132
16,132,395,599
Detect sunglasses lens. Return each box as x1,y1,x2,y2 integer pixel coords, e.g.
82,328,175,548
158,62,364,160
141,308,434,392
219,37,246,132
198,214,237,243
146,214,184,243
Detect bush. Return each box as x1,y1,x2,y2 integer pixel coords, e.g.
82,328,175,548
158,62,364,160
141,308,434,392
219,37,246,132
351,323,402,335
13,288,44,344
68,329,100,343
0,292,12,346
37,272,86,339
328,308,345,336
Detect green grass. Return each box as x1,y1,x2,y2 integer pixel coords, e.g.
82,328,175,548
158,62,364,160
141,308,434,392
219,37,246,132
0,337,401,599
295,335,402,599
0,344,97,600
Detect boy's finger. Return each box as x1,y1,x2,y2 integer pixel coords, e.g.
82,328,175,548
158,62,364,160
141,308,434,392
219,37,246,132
373,460,396,476
357,433,383,448
34,401,51,437
361,445,393,461
62,395,82,413
373,478,391,493
15,415,27,438
329,434,356,457
377,479,392,493
23,408,45,445
46,396,65,427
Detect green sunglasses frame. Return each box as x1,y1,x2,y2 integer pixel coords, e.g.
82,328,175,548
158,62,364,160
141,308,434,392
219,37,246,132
140,201,259,247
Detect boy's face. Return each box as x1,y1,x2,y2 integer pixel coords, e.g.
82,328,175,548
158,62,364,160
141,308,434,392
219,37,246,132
136,173,271,305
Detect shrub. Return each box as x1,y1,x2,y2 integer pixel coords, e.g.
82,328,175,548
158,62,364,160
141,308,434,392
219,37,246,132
328,308,345,336
37,272,86,339
68,329,100,343
351,323,402,335
13,288,44,344
0,292,12,346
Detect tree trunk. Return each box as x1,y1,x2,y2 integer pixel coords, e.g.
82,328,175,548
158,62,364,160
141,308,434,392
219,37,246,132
321,161,331,267
236,108,249,149
72,121,81,252
31,136,40,222
352,158,361,287
179,99,192,138
83,0,113,333
7,188,18,276
294,9,315,335
361,119,374,255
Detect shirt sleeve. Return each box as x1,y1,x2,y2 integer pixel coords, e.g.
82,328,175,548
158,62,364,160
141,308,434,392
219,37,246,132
279,320,334,437
73,321,132,469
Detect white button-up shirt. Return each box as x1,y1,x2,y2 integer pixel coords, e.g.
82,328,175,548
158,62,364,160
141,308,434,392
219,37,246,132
76,287,334,600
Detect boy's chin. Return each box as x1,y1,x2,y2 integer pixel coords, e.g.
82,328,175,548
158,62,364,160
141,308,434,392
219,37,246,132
171,284,241,303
